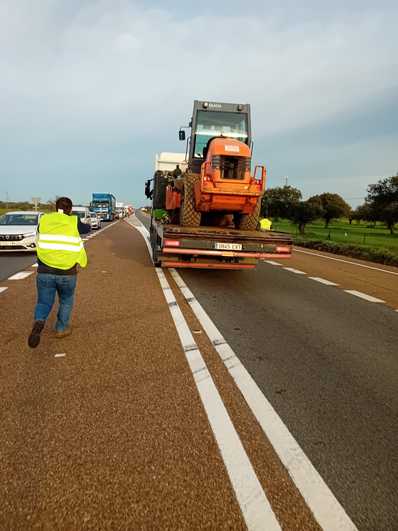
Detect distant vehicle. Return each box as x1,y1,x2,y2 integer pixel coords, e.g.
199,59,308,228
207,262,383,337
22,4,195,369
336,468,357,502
71,206,90,223
90,193,116,221
0,211,42,252
145,100,292,269
87,211,101,230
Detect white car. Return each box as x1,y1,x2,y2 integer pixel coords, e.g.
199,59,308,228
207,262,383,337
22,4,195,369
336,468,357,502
87,212,101,229
0,211,42,252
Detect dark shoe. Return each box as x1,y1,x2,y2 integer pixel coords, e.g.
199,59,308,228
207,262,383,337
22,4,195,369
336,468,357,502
28,320,45,348
55,327,72,339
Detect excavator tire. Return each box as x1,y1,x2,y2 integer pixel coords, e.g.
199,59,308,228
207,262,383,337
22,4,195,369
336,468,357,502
179,173,201,227
238,199,262,231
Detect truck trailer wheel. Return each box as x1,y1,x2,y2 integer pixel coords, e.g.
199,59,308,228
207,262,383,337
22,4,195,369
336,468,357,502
179,173,201,227
237,199,261,231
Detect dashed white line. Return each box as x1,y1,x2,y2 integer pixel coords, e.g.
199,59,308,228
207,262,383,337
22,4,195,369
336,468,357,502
308,277,339,286
265,260,282,266
344,290,385,303
170,268,357,531
130,216,281,530
0,287,8,294
294,248,398,276
54,353,66,358
283,267,306,275
8,271,34,280
156,268,281,531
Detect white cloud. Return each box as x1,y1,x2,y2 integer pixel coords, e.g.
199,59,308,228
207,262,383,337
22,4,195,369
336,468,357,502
1,2,397,136
0,1,397,202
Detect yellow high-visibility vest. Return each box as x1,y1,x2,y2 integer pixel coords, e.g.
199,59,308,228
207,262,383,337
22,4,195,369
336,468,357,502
260,218,272,231
37,212,88,270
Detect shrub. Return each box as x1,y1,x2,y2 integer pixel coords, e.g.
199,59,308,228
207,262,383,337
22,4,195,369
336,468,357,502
293,239,398,267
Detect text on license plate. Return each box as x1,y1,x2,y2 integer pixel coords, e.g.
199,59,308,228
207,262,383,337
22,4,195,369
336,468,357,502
215,242,242,251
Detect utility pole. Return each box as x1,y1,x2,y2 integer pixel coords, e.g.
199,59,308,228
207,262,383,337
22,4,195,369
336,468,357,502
284,176,288,187
32,197,40,211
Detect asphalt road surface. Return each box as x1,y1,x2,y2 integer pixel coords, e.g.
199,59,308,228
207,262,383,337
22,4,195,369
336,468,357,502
1,213,397,529
136,211,398,530
0,253,36,281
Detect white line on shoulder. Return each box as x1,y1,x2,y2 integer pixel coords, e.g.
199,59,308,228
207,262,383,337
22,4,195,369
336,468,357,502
294,248,398,276
8,271,34,280
308,277,339,286
170,268,357,531
0,287,8,293
283,267,306,275
344,290,385,303
156,268,281,531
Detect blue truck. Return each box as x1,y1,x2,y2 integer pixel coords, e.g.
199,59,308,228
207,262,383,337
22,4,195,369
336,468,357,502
90,193,116,222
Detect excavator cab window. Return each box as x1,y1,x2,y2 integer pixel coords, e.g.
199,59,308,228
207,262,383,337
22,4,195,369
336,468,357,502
194,111,248,158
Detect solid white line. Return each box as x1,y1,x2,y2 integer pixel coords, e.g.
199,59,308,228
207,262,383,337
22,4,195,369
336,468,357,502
294,248,398,276
170,268,357,531
283,267,306,275
344,290,385,303
155,268,281,531
8,271,34,280
0,287,8,294
308,277,339,286
264,260,282,266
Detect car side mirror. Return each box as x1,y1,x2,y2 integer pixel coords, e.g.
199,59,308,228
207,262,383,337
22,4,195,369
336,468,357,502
179,130,186,141
144,180,151,198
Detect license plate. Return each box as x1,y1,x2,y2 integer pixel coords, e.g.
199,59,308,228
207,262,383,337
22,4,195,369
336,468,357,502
215,242,242,251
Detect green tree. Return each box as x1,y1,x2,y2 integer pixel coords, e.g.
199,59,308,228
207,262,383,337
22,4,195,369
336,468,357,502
261,185,302,219
308,193,351,227
366,174,398,234
291,200,322,234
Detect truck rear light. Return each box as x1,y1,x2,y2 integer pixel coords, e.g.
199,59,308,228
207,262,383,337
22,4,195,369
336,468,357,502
164,239,180,247
276,246,290,253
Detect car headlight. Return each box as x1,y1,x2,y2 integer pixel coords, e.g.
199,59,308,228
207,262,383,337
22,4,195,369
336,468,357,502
23,232,36,238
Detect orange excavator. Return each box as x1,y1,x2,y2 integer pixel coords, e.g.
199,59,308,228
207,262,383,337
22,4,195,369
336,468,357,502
145,100,292,269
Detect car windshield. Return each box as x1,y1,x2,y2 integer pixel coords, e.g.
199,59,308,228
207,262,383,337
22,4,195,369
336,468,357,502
194,110,248,158
73,212,86,219
0,214,39,226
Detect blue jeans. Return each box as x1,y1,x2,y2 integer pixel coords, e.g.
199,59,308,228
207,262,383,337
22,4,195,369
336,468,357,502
34,274,77,332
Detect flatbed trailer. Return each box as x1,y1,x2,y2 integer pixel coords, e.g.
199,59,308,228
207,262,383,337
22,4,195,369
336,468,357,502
149,219,292,270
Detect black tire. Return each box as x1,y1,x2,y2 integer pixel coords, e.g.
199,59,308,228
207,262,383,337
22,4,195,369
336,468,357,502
238,199,261,231
179,173,201,227
150,222,161,266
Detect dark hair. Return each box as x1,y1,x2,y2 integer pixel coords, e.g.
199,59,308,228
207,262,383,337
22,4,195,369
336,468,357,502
55,197,73,214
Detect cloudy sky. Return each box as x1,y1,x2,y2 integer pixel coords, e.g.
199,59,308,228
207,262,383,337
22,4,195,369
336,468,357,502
1,0,397,207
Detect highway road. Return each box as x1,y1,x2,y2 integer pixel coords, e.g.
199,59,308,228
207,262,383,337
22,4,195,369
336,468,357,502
0,253,36,281
1,213,397,529
136,211,398,530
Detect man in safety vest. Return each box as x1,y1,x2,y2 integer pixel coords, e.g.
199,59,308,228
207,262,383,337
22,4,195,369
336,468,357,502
28,197,90,348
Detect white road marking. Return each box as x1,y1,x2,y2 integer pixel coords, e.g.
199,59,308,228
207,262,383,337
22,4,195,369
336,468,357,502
54,353,66,358
156,268,281,531
31,263,38,268
295,248,398,276
283,267,306,275
8,271,34,280
308,277,339,286
344,290,385,303
0,287,8,294
170,268,358,531
264,260,282,266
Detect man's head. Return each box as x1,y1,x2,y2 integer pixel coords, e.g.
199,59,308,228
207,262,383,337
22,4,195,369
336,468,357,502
55,197,73,215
